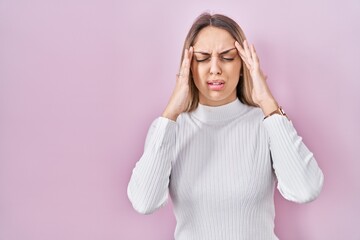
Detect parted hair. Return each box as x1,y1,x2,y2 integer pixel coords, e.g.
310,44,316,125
180,12,257,111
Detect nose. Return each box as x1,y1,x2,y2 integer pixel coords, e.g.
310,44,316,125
209,57,222,75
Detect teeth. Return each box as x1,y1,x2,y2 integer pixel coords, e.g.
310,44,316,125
211,82,222,85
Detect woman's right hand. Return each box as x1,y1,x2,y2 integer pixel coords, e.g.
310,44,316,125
162,47,193,121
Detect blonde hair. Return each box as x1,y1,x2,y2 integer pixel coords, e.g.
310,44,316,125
180,12,257,111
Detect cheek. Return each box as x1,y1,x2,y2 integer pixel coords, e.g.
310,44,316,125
191,63,207,83
227,62,242,80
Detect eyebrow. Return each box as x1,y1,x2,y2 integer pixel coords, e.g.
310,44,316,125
193,47,237,55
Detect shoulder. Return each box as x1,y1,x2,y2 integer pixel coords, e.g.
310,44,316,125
176,111,196,127
241,106,269,137
242,105,264,124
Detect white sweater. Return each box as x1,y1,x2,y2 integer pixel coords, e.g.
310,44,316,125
127,99,324,240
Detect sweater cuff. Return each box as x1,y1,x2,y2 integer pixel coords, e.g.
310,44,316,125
262,114,294,137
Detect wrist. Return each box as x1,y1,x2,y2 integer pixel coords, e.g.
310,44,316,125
258,98,278,116
263,105,288,120
162,109,179,122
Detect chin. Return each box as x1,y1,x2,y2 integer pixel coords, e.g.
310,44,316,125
200,95,236,106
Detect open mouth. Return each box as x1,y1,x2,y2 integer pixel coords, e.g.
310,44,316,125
207,80,225,90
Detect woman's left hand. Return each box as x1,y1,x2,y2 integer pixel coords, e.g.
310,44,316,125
235,40,278,115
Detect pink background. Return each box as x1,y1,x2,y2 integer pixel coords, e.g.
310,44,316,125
0,0,359,239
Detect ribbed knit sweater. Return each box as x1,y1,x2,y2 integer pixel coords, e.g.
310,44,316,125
127,99,324,240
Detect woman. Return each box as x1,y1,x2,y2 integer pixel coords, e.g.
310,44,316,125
127,13,324,240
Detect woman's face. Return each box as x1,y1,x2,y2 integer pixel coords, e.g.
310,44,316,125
191,26,242,106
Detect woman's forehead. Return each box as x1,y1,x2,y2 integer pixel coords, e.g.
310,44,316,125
193,27,235,53
193,47,237,55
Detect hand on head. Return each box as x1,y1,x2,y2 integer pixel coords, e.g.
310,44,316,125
162,47,194,121
162,39,279,121
235,40,277,112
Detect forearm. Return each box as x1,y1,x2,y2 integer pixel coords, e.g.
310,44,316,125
263,115,324,203
127,117,176,214
258,96,279,116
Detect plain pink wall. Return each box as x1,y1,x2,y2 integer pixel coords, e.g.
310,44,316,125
0,0,359,239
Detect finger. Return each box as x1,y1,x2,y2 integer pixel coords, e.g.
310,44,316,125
188,46,193,59
182,47,192,77
235,41,249,61
243,40,252,62
190,47,193,63
235,41,246,57
186,46,193,74
243,61,251,70
235,41,251,68
250,44,259,68
243,40,255,70
178,48,189,78
177,47,193,83
187,46,193,80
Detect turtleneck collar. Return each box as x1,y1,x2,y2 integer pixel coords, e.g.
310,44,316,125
191,98,252,123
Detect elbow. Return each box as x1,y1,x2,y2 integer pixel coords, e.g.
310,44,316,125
129,199,165,215
127,188,154,215
280,171,325,204
293,185,323,203
130,202,157,215
300,171,324,203
127,185,167,215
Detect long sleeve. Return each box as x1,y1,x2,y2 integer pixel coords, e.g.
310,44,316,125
127,100,324,239
127,117,176,214
263,114,324,203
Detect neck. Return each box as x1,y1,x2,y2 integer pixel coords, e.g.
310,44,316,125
191,98,252,123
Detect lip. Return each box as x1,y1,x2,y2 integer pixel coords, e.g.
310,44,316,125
207,79,225,91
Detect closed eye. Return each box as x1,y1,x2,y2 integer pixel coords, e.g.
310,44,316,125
221,57,235,61
195,57,235,62
194,53,211,62
195,57,211,62
220,52,237,61
193,52,237,62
